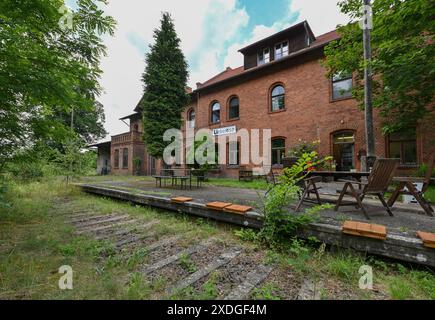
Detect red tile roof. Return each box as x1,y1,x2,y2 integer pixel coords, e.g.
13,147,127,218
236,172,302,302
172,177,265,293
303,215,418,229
196,29,340,91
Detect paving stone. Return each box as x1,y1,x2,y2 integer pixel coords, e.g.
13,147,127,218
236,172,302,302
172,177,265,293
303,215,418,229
224,264,273,300
206,202,233,210
223,205,253,215
342,220,387,240
171,197,193,203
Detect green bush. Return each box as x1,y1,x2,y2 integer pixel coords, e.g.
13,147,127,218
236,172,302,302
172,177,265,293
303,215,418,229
0,178,10,208
415,163,435,179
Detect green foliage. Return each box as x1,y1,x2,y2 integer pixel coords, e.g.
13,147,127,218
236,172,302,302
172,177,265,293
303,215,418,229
324,0,435,133
415,163,435,178
201,272,219,300
252,284,283,300
0,177,10,208
0,0,115,170
142,12,189,158
234,228,259,242
258,152,332,245
179,253,197,273
288,139,320,157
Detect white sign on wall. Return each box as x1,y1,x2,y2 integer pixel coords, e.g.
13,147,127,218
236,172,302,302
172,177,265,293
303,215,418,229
212,125,237,136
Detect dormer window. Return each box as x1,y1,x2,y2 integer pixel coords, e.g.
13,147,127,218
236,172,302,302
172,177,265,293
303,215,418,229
257,48,270,65
275,41,289,60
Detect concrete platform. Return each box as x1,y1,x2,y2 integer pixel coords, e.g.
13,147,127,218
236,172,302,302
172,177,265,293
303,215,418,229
77,178,435,267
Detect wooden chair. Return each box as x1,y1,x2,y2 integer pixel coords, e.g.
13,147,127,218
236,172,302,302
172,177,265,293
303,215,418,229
387,152,434,216
335,158,399,219
295,176,323,212
264,170,282,195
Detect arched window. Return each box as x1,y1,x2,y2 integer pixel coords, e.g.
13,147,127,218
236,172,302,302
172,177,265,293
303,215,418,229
228,97,239,120
270,85,285,112
187,109,195,128
271,138,285,165
211,102,220,123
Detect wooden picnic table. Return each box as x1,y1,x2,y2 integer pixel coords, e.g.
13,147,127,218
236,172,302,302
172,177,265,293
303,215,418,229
305,170,370,182
304,170,370,190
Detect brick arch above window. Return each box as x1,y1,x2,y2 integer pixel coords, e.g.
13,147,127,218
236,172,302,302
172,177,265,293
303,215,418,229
210,101,221,124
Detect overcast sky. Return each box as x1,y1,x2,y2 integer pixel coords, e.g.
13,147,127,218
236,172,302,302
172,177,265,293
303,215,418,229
66,0,350,140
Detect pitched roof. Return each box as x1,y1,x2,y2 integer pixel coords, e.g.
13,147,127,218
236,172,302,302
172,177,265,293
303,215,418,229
199,66,245,88
195,29,340,92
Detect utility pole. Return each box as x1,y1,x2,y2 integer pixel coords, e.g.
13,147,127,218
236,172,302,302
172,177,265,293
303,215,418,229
363,0,376,171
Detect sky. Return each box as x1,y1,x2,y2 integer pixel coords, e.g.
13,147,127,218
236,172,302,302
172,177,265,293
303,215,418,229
66,0,350,140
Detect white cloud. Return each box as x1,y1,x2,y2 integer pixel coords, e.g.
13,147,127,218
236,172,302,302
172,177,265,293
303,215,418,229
189,0,249,86
290,0,350,35
97,0,248,138
96,0,350,139
223,0,350,70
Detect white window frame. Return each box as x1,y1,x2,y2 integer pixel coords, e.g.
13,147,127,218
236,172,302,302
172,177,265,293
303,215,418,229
274,41,289,60
257,48,270,65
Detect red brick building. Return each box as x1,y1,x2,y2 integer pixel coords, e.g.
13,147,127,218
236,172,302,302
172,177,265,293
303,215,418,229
94,21,434,177
91,101,159,175
181,21,434,178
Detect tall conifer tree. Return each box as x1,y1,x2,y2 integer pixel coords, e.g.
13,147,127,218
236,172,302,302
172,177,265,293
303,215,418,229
142,12,189,158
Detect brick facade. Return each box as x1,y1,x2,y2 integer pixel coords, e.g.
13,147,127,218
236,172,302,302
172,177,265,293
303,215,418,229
180,25,434,178
95,22,434,178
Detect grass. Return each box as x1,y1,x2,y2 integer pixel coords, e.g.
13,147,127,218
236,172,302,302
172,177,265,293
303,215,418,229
425,185,435,202
205,178,268,190
0,178,230,299
1,177,434,300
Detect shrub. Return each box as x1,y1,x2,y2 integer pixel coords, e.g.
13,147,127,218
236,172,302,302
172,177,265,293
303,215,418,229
258,152,332,246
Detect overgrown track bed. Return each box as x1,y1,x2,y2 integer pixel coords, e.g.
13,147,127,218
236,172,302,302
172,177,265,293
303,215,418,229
1,183,434,300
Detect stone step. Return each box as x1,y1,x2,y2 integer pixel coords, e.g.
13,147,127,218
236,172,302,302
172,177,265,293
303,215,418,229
224,264,273,300
168,248,242,295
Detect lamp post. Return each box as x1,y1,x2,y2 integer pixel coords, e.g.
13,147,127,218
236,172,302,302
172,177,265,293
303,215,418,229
362,0,376,171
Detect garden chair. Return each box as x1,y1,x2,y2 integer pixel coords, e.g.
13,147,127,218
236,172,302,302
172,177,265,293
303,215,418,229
294,176,323,212
335,158,399,219
264,170,282,195
387,152,434,216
